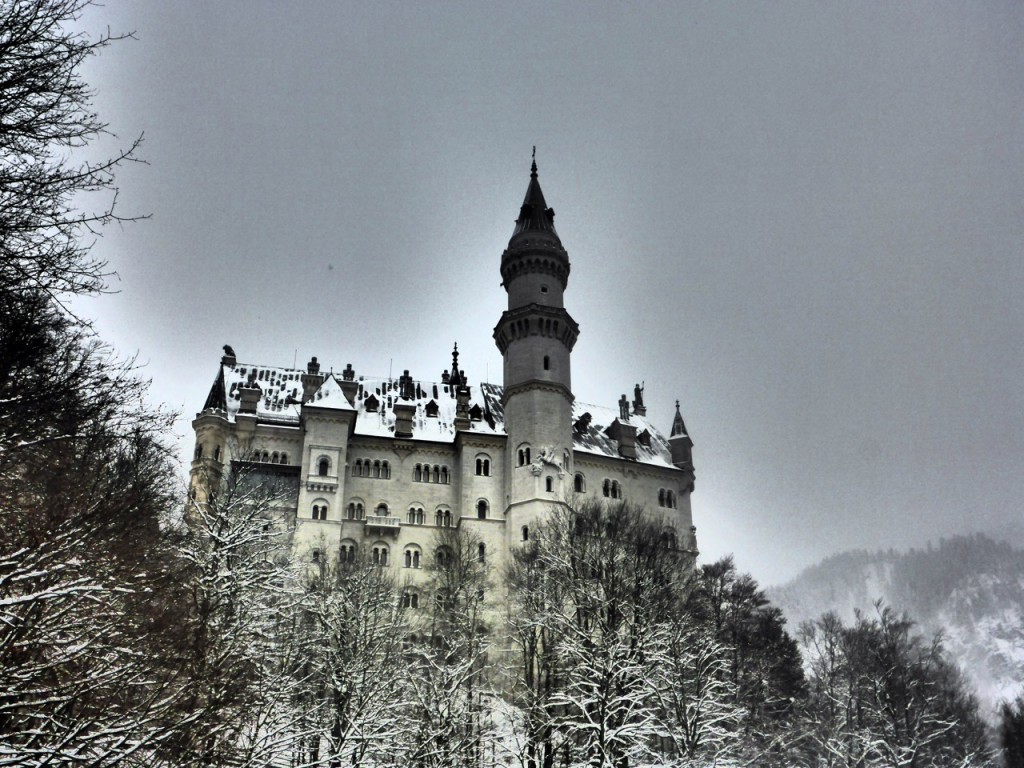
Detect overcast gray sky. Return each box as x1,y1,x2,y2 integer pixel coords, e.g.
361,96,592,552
75,1,1023,585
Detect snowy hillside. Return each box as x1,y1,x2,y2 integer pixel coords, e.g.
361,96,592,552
768,534,1024,716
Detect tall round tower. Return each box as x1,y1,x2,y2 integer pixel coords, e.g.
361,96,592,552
493,155,579,543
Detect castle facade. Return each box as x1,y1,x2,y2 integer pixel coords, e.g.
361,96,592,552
190,160,698,593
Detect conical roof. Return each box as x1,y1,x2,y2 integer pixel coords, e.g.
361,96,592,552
510,153,560,241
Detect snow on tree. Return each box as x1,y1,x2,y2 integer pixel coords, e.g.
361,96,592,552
798,602,993,768
405,524,495,768
167,463,304,767
295,543,410,766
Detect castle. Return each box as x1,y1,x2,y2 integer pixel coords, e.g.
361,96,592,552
190,158,698,588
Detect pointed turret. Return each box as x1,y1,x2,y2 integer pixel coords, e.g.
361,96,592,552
669,400,694,469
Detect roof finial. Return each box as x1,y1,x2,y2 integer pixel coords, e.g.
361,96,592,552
531,146,537,178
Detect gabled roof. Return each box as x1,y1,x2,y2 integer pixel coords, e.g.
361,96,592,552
306,374,355,411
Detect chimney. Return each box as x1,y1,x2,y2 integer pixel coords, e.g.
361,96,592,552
394,401,416,438
301,356,325,403
238,373,261,414
339,363,358,404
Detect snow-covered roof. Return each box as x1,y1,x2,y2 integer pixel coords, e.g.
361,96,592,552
204,362,683,468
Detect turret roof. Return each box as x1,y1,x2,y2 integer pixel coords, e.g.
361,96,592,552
510,151,560,240
670,400,691,440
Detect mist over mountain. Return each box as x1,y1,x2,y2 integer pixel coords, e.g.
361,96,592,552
768,533,1024,715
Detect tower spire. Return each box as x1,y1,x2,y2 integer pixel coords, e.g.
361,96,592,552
671,400,689,438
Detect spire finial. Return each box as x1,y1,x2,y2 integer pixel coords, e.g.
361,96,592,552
531,146,537,178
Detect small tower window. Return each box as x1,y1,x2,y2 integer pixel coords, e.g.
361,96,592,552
522,525,529,542
574,473,585,493
543,355,550,371
540,284,548,294
478,543,486,564
318,457,329,477
477,500,488,519
213,445,221,462
545,476,554,493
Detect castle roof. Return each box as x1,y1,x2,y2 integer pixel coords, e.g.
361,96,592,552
205,361,677,468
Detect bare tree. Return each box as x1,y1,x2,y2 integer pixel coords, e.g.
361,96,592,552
798,603,993,768
167,464,302,767
296,544,410,767
0,0,144,299
406,524,495,768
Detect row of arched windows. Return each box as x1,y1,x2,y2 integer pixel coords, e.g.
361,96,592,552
658,488,678,509
249,448,286,464
354,459,391,479
602,479,623,499
414,464,449,483
330,501,464,526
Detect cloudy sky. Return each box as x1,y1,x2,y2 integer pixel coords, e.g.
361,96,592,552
75,2,1023,585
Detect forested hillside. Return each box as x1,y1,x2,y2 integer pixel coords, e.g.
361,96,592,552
769,533,1024,712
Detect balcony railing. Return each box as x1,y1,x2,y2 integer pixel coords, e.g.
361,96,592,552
364,515,401,529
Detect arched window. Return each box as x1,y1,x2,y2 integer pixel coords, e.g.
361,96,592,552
194,444,203,460
477,500,488,519
373,460,381,478
545,476,554,493
478,543,486,564
658,489,666,507
372,545,389,566
271,451,279,464
435,509,443,526
522,525,529,542
603,479,610,498
340,540,357,562
612,481,622,500
416,508,424,524
261,451,270,463
517,446,532,466
402,591,419,609
408,508,417,524
382,461,391,479
404,546,421,569
444,510,452,527
414,464,423,482
346,501,364,520
440,466,449,484
436,547,452,568
432,465,440,483
375,503,389,517
574,473,585,493
279,452,288,464
318,457,329,477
